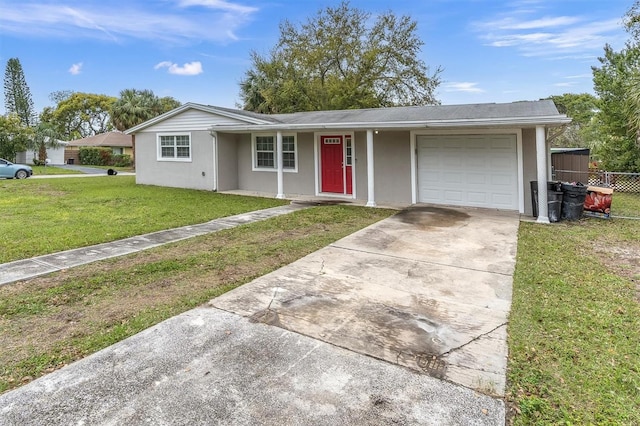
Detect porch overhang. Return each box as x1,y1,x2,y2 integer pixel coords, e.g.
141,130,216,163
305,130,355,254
208,115,570,134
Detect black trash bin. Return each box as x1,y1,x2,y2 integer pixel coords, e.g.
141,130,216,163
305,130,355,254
530,181,563,219
561,182,588,221
67,158,74,165
547,191,563,222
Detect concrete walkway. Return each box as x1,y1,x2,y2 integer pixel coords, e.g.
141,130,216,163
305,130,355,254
0,204,307,286
0,205,517,425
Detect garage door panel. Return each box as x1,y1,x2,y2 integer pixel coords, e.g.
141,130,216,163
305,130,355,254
420,190,440,203
419,171,439,183
443,190,464,203
491,173,513,185
443,156,463,167
443,172,464,185
468,173,487,184
490,139,514,149
490,155,513,168
468,192,488,203
492,193,514,206
417,135,518,210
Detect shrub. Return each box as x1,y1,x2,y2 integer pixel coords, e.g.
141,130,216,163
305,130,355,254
79,147,111,166
112,154,132,167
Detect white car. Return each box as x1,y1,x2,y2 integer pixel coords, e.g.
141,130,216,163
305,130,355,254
0,158,33,179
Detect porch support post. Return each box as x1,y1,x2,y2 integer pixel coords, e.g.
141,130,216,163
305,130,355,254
366,129,376,207
535,125,549,223
275,130,285,199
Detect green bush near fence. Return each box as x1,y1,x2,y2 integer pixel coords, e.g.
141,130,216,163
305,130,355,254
79,147,132,167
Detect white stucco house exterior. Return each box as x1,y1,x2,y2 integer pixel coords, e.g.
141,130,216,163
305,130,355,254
16,140,68,165
126,100,570,223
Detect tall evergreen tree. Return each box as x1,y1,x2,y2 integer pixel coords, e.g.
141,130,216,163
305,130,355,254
3,58,36,127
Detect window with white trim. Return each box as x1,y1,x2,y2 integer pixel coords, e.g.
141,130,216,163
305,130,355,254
255,136,275,168
282,136,296,168
252,134,297,172
158,133,191,161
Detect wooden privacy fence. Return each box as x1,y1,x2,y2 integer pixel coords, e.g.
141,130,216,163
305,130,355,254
554,170,640,193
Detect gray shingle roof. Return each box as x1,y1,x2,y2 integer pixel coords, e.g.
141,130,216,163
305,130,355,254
269,100,562,124
128,100,569,134
207,99,568,131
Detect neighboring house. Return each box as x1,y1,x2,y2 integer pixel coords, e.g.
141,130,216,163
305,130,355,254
16,140,68,165
126,100,570,222
65,132,133,164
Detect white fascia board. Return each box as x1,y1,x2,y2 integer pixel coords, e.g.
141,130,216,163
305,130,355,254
209,115,571,132
423,115,572,127
125,104,194,134
126,103,273,134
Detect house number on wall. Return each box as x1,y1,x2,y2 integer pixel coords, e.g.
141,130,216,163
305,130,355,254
323,138,341,144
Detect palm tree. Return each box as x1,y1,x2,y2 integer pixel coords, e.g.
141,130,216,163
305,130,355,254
29,121,62,164
111,89,180,131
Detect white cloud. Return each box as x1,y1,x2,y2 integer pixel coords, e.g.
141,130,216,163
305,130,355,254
0,1,258,44
444,82,485,93
68,62,83,75
474,5,625,59
485,16,581,31
564,73,592,79
176,0,257,14
155,61,203,75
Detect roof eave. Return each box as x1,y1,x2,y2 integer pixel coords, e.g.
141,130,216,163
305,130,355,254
125,103,274,134
209,115,571,132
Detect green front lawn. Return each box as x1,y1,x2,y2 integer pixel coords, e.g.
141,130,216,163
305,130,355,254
31,166,83,176
0,176,286,263
508,195,640,424
79,165,135,173
0,205,395,394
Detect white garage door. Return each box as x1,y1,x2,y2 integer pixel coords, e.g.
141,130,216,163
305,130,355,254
417,135,518,210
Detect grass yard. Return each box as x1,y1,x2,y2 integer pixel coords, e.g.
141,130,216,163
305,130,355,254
0,176,286,263
0,205,395,394
508,194,640,424
31,166,83,176
75,165,135,173
612,192,640,218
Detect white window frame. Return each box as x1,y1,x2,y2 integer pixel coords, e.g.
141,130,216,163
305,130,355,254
251,133,298,173
157,132,192,162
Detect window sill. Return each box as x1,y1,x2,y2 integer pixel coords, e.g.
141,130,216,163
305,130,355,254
157,158,193,162
251,167,298,173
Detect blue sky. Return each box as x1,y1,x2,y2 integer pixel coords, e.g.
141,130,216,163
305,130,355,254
0,0,632,115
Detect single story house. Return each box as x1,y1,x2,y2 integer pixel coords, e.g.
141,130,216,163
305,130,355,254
126,100,571,222
16,139,68,165
65,132,133,164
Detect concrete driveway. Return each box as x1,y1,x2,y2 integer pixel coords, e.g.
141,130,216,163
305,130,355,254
213,205,518,395
0,205,519,425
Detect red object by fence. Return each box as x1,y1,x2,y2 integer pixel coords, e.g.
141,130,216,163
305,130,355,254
584,186,613,218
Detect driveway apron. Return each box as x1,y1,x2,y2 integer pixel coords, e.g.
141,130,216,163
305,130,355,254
212,205,519,395
0,205,518,425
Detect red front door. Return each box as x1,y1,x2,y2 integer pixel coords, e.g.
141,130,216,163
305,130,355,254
321,135,344,193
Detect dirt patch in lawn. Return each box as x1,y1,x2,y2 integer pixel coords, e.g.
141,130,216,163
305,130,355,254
590,241,640,301
1,232,291,366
